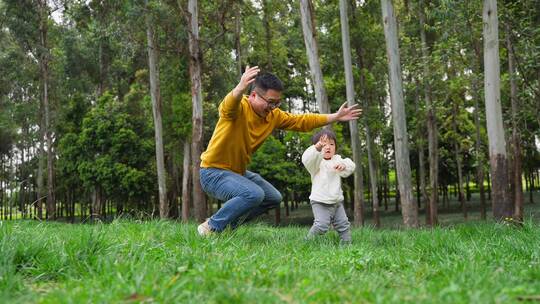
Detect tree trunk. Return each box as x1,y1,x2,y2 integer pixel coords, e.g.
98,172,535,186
91,185,103,220
470,44,487,219
419,0,438,226
529,172,534,204
384,169,389,211
169,152,180,218
38,0,55,219
483,0,511,220
234,3,242,77
285,191,290,216
505,23,523,222
452,101,466,219
274,205,280,225
299,0,330,114
487,172,491,200
181,141,191,222
414,78,427,212
262,0,273,71
187,0,207,222
365,124,380,227
466,173,471,201
36,113,45,220
146,6,169,219
339,0,364,226
381,0,418,228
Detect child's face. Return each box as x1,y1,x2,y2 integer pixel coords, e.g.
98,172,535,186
322,139,336,160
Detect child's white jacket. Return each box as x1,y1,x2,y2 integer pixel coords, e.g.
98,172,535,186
301,145,356,204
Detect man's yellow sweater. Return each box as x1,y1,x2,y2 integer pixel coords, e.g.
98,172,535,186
201,91,328,175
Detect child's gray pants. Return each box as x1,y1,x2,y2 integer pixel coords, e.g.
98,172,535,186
308,201,351,242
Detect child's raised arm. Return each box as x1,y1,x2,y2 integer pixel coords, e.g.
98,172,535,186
302,145,323,175
302,134,329,175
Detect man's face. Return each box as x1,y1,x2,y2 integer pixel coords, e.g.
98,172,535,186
249,89,282,117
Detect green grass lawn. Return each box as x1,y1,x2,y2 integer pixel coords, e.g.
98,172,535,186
1,216,540,303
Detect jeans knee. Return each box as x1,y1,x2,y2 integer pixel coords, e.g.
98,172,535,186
269,192,282,206
242,186,265,205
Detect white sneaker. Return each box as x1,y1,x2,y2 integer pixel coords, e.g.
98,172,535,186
197,219,213,237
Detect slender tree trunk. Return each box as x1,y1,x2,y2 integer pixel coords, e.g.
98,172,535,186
529,173,534,204
381,0,418,228
339,0,364,226
419,0,438,226
36,113,45,220
181,141,191,222
487,172,492,200
505,23,523,222
470,55,487,219
384,169,389,211
146,6,169,219
234,4,242,77
9,156,13,220
452,101,466,219
262,0,273,71
285,191,290,216
414,78,427,212
38,0,55,219
19,147,25,218
168,152,180,218
483,0,511,220
466,174,471,201
299,0,330,114
187,0,207,222
274,205,280,225
365,123,380,227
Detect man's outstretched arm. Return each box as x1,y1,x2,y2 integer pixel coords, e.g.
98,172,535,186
276,102,362,131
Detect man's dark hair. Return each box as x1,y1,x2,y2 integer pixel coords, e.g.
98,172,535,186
252,72,284,93
311,128,338,150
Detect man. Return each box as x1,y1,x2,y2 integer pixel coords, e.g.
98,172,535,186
198,65,361,236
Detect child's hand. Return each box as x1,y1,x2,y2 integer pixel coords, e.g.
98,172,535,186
334,163,346,171
315,134,328,151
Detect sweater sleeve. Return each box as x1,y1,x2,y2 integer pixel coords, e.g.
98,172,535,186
275,110,328,132
302,145,323,176
337,156,356,178
218,91,242,119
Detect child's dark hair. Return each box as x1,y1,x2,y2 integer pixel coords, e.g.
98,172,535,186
312,129,338,150
252,72,284,93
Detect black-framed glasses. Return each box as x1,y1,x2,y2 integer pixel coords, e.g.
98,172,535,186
256,90,281,110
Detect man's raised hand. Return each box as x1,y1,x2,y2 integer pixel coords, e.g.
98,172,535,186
235,65,261,93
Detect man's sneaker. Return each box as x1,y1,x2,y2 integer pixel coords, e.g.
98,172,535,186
197,219,213,237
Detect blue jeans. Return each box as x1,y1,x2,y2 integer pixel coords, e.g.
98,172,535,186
199,168,283,232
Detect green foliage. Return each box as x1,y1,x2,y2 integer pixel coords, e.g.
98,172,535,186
58,91,155,205
250,134,309,195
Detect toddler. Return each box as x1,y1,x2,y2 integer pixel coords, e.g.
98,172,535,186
302,129,355,243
